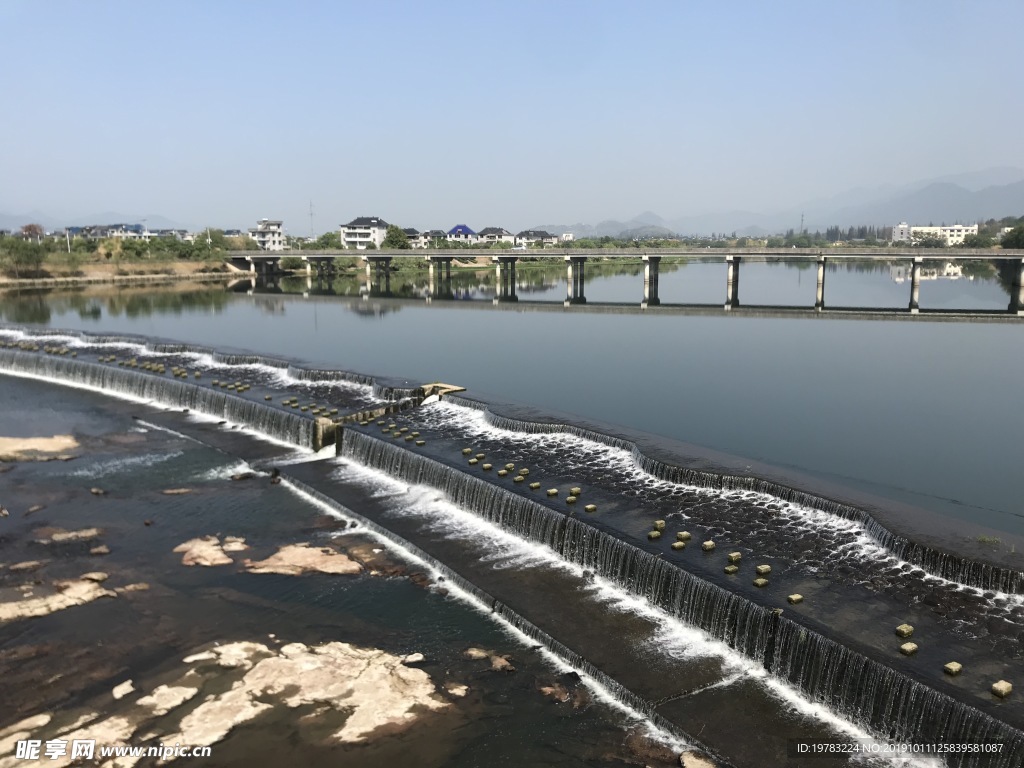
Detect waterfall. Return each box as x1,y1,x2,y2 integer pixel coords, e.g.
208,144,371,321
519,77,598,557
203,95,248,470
0,349,315,448
340,429,1024,767
283,364,421,402
0,326,410,399
442,394,1024,594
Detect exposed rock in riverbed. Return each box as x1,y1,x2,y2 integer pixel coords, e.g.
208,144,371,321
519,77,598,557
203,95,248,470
462,647,516,673
34,527,102,545
173,536,235,567
0,576,117,623
0,435,79,462
244,544,361,576
8,560,46,573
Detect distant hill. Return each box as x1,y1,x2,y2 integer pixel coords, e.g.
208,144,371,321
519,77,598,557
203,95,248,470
536,167,1024,238
818,180,1024,230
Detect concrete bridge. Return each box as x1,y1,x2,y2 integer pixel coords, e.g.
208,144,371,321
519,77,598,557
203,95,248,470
228,248,1024,315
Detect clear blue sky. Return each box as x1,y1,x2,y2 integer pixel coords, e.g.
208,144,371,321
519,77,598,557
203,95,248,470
2,0,1021,233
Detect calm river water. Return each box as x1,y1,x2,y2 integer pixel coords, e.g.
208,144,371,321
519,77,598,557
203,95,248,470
3,258,1022,536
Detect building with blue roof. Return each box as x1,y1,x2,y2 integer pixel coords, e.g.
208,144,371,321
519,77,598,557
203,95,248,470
446,224,477,244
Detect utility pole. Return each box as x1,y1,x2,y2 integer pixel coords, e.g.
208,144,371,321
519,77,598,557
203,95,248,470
309,200,315,241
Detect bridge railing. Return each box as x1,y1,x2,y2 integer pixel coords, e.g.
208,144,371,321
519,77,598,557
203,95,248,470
231,247,1024,260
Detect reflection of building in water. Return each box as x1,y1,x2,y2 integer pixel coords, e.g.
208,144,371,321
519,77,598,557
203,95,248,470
257,298,286,314
349,302,401,318
890,262,968,284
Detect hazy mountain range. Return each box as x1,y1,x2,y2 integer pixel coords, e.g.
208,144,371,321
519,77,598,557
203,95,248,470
532,167,1024,238
3,168,1023,239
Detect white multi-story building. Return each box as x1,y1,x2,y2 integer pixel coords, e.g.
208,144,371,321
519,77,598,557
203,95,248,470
248,219,286,251
403,228,430,249
515,229,559,248
477,227,514,245
341,216,388,249
446,224,478,244
892,222,912,242
893,221,977,246
911,224,977,246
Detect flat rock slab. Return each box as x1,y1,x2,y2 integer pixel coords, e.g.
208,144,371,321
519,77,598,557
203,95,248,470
0,577,117,623
0,434,79,462
244,544,361,576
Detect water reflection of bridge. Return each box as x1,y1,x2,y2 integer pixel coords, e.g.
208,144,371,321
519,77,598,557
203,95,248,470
231,250,1024,316
228,278,1024,323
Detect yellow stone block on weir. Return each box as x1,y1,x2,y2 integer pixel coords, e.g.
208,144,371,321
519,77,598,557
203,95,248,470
895,624,914,639
992,680,1012,698
900,642,918,656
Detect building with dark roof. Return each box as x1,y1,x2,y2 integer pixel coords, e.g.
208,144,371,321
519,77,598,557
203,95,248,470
341,216,389,250
515,229,559,248
402,227,430,249
477,227,514,245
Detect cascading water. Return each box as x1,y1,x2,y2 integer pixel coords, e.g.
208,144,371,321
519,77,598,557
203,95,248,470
443,394,1024,594
0,349,316,447
281,476,708,754
340,428,1024,767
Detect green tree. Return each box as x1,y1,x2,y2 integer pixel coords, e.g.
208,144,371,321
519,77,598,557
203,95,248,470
914,235,947,248
381,225,410,249
311,231,342,249
1002,226,1024,250
2,239,47,278
962,234,993,249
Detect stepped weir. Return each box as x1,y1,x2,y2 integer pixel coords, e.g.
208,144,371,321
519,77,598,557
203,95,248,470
336,428,1024,766
2,324,1023,766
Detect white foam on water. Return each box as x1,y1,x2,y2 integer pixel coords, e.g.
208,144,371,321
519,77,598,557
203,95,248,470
420,401,1024,607
0,328,379,403
179,406,315,454
192,459,267,482
330,456,936,767
67,450,184,478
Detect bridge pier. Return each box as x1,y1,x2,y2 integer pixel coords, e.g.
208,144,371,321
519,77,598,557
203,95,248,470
565,256,587,305
725,255,741,309
815,255,827,310
642,254,661,307
492,256,518,303
1009,258,1024,315
426,256,454,301
363,256,393,296
909,256,922,313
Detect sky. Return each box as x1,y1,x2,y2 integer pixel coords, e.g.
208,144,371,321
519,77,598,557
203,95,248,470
2,0,1022,234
